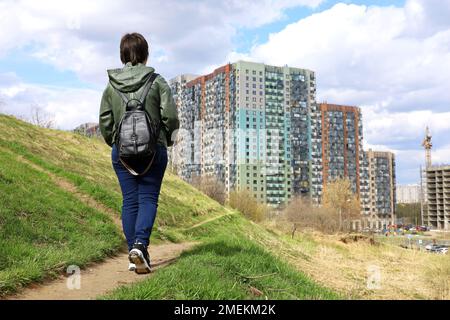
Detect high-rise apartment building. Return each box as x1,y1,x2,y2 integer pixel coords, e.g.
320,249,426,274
359,150,396,228
319,104,395,227
170,61,397,228
320,103,363,195
171,61,321,206
169,74,199,174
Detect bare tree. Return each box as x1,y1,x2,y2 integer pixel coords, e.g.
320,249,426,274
30,105,55,129
191,174,227,205
322,178,360,232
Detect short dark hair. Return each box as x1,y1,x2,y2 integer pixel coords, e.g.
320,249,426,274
120,33,149,66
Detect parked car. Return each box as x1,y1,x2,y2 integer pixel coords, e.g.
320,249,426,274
430,245,448,254
416,226,428,232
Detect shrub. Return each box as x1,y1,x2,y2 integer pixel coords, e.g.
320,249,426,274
190,175,226,205
228,190,268,222
284,197,340,236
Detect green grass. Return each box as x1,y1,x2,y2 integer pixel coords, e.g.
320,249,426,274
0,149,122,295
103,215,339,300
0,115,339,299
0,115,226,240
0,115,227,296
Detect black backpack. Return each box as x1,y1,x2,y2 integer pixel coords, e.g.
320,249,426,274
112,73,160,176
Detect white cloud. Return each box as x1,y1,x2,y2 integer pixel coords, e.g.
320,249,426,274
0,0,323,129
0,74,101,129
363,108,450,145
233,0,450,183
0,0,323,82
1,0,450,184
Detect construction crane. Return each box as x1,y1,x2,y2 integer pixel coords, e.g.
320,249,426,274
422,126,432,168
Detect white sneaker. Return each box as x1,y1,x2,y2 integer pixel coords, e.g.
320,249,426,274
128,262,136,272
129,242,151,274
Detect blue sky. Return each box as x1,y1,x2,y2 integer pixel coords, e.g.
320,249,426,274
0,0,449,185
0,1,407,87
234,0,406,52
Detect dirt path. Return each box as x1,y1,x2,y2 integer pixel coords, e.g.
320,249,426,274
9,242,196,300
5,154,198,300
16,155,122,227
184,208,236,231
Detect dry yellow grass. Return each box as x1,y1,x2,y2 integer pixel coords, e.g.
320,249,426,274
257,220,450,300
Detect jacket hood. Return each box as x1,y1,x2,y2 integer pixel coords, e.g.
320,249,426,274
107,63,155,93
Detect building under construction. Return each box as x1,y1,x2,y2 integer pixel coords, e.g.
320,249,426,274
424,165,450,230
421,127,450,230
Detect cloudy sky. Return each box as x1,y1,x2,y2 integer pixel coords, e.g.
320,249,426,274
0,0,449,184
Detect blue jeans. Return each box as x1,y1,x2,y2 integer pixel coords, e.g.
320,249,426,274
112,144,168,251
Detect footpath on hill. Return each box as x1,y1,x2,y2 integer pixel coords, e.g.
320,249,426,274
5,154,201,300
9,242,195,300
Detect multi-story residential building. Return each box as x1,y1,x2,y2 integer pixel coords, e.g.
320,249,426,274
169,74,199,174
73,122,101,137
396,184,421,204
171,60,320,206
319,103,397,228
424,165,450,230
320,103,363,196
170,62,397,228
359,149,396,228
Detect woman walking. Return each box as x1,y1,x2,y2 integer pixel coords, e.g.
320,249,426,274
99,33,179,274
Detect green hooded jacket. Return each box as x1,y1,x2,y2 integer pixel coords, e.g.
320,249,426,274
99,62,179,148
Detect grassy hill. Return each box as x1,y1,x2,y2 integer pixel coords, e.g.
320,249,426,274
0,115,338,299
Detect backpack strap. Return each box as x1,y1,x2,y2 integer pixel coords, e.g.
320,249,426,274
110,72,159,106
119,152,156,176
113,87,129,105
139,73,159,103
